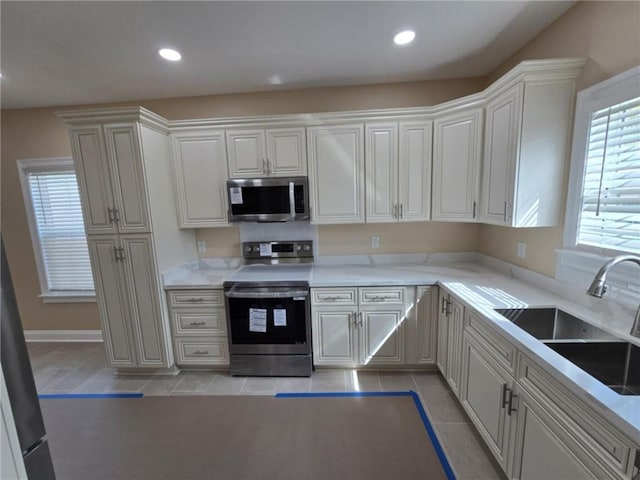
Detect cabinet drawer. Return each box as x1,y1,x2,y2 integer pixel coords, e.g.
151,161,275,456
175,338,229,366
168,289,223,307
312,288,358,306
464,310,516,373
517,354,636,478
172,309,226,337
359,287,405,305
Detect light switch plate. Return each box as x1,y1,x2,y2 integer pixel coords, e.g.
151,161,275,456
371,236,380,249
517,242,526,259
197,240,207,253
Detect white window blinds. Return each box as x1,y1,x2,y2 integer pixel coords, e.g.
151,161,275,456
27,170,95,292
577,96,640,254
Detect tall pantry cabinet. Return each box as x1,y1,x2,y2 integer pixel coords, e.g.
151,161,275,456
58,107,197,370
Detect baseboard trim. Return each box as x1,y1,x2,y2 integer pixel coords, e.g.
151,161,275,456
24,330,103,343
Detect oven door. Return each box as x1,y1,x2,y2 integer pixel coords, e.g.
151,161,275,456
225,286,311,355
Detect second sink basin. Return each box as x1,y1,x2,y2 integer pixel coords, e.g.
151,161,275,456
494,307,617,341
544,341,640,396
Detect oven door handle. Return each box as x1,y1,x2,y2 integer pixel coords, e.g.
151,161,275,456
224,290,309,299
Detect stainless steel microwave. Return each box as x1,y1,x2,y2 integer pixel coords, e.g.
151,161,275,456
227,177,310,223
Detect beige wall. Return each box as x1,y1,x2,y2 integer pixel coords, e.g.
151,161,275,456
1,78,484,331
478,1,640,277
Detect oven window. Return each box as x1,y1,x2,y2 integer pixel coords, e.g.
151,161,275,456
227,296,308,345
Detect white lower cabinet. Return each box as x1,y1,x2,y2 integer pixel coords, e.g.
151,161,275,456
312,286,420,367
166,289,229,366
460,331,514,470
88,234,170,368
441,286,640,480
509,387,599,480
437,291,464,396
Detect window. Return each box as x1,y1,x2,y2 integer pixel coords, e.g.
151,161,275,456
558,66,640,304
576,96,640,254
18,158,95,302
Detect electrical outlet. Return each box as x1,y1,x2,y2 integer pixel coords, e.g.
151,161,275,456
197,240,207,253
371,236,380,249
517,242,526,259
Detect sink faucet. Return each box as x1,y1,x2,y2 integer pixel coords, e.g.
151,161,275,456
586,255,640,338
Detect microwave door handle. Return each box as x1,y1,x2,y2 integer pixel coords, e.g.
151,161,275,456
289,181,296,219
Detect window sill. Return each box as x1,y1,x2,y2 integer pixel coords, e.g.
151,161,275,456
39,292,96,304
555,249,640,308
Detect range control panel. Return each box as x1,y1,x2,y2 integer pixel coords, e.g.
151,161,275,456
242,240,313,262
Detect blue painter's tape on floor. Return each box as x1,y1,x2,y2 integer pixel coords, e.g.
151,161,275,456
38,393,143,399
275,390,456,480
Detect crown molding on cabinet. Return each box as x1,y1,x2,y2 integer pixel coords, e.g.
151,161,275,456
167,57,586,131
56,106,169,134
54,58,585,131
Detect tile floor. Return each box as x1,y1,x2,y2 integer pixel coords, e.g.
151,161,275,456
28,342,505,480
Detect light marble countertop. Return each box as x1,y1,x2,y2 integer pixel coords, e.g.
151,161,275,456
162,254,640,443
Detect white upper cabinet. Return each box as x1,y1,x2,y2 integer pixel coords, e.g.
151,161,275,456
480,79,576,227
433,108,483,222
308,124,365,224
171,130,229,228
266,128,307,176
226,127,306,178
365,121,431,223
365,123,398,223
70,123,151,234
398,121,432,222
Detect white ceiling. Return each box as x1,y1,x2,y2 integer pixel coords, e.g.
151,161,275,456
0,1,575,110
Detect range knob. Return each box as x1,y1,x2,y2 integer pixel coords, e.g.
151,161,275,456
244,245,253,254
302,245,311,252
296,245,303,252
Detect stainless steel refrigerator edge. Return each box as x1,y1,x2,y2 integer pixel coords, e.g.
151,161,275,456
1,239,56,479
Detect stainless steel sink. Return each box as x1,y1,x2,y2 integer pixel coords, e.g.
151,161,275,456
495,307,617,341
495,307,639,395
544,341,640,396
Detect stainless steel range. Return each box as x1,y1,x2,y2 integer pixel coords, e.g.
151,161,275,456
223,240,313,376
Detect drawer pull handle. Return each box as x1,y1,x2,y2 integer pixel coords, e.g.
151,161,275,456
322,296,346,301
188,321,207,326
192,350,209,355
186,298,205,302
501,384,510,408
369,295,395,301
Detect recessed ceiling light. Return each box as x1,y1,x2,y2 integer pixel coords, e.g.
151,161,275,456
158,48,182,62
269,75,283,85
393,30,416,46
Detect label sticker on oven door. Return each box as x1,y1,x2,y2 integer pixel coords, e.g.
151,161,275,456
249,308,267,333
273,309,287,327
230,187,243,205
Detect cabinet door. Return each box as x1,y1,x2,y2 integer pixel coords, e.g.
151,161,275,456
226,130,266,178
103,124,151,233
433,109,482,221
365,123,398,223
171,131,229,228
307,125,365,224
416,286,437,364
445,297,464,397
87,236,136,367
398,121,432,222
436,291,448,375
266,128,307,176
312,308,358,366
510,388,598,480
360,308,405,365
481,85,523,225
69,126,118,235
460,333,512,470
120,235,170,367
